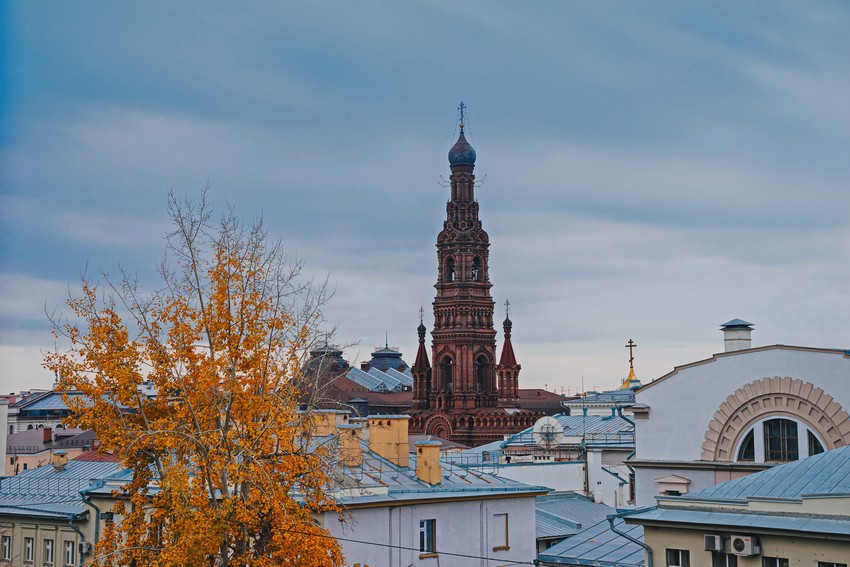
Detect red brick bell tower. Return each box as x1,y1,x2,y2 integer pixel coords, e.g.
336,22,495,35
409,105,544,446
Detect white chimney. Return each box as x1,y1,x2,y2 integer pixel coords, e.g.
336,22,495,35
721,319,754,352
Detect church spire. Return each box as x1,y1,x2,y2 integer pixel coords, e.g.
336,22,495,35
412,307,432,409
497,300,520,405
619,338,642,390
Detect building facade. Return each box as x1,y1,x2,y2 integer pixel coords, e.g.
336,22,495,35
631,320,850,507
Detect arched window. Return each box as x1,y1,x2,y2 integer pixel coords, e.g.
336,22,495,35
445,257,455,282
808,430,824,456
443,358,453,392
475,355,487,392
764,418,798,461
737,430,755,461
471,257,482,281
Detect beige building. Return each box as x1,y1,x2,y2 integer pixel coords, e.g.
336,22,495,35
626,445,850,567
0,454,120,566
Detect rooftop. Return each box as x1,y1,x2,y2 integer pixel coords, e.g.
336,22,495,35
536,491,615,540
538,516,645,566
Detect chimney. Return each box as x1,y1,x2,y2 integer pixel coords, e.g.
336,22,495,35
52,449,68,472
360,361,370,371
415,441,442,485
338,424,363,467
720,319,754,352
367,415,409,467
312,410,349,437
0,400,7,472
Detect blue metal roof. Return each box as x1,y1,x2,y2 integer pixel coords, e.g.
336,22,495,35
0,460,122,519
367,367,403,391
502,415,634,448
538,517,645,566
720,318,754,328
536,492,615,540
346,367,388,392
627,507,850,537
683,445,850,502
384,367,413,386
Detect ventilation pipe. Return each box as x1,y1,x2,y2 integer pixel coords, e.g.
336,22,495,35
367,415,409,467
338,424,363,467
415,441,442,485
721,319,754,352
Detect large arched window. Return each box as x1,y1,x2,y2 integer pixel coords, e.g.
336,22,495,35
443,358,453,392
734,417,825,463
445,257,455,282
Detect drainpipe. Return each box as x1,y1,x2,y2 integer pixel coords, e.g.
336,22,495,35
607,513,652,567
66,516,86,567
80,492,101,545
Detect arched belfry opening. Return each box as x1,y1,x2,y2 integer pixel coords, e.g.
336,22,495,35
445,257,455,282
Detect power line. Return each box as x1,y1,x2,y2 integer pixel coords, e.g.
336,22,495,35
282,527,537,566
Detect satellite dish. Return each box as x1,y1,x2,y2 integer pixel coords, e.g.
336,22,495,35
532,416,565,449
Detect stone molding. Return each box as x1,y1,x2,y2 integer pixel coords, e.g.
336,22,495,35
701,376,850,461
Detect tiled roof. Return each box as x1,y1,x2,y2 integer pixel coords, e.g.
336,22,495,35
683,445,850,502
536,492,615,540
538,517,645,566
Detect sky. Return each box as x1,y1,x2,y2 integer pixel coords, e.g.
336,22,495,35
1,1,849,395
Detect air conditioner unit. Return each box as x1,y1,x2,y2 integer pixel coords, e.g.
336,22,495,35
730,535,761,556
704,534,723,551
78,542,93,555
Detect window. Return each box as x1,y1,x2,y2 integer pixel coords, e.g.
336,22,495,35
763,558,789,567
24,537,34,563
713,553,737,567
419,519,436,555
818,563,847,567
764,419,798,461
492,513,509,551
43,539,54,565
471,257,481,281
63,541,74,567
666,549,690,567
809,430,825,456
475,356,487,392
444,257,455,282
443,358,453,392
737,430,755,461
1,535,10,561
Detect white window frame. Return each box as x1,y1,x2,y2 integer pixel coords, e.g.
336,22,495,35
1,535,10,561
666,548,690,567
63,541,74,567
43,538,54,566
763,558,789,567
418,519,436,555
734,417,827,464
24,537,34,563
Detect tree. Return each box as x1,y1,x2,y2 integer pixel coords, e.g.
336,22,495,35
45,192,345,567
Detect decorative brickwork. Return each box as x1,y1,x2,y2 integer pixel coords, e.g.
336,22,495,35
701,376,850,461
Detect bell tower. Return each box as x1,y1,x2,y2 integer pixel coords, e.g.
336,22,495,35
423,103,500,411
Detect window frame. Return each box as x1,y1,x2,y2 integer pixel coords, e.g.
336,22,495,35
63,541,74,567
491,513,510,551
418,519,437,557
1,535,10,561
43,538,54,566
763,558,789,567
24,537,34,564
817,563,847,567
712,552,737,567
666,548,690,567
764,418,798,461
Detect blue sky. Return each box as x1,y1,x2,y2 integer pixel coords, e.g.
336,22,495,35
2,1,849,394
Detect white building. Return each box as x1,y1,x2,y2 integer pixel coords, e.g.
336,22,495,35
631,319,850,507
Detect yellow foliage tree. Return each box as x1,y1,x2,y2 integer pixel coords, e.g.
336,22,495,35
45,193,344,567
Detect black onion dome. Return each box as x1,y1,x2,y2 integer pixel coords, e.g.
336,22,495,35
503,315,513,330
417,321,427,337
448,130,476,165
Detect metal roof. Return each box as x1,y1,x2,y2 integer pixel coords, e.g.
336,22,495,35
0,460,122,520
626,507,850,537
720,318,754,328
367,367,403,391
682,445,850,502
564,390,636,405
538,517,645,566
536,492,615,540
384,367,413,386
502,415,634,448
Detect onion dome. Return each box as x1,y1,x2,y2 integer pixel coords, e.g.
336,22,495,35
448,129,476,165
